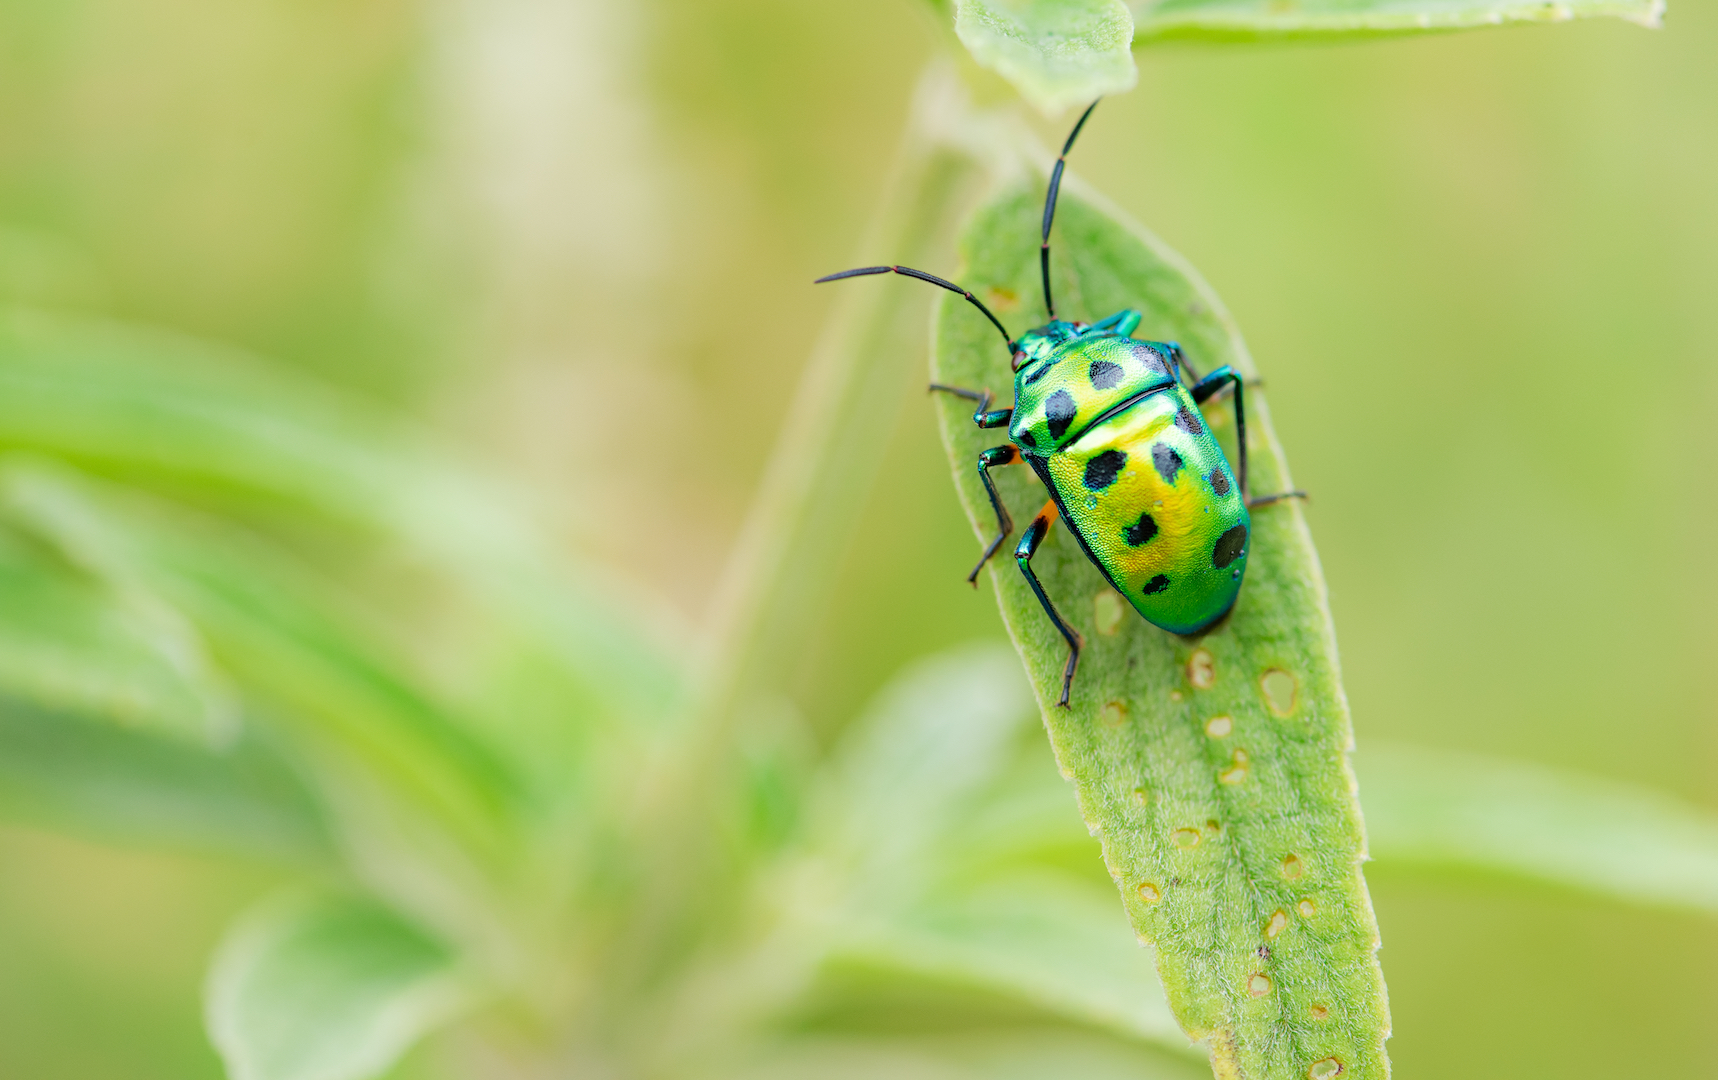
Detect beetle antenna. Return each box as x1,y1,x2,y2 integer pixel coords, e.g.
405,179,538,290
815,264,1015,354
1040,99,1100,321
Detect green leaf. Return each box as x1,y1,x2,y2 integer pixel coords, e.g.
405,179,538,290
0,519,235,744
207,890,473,1080
954,0,1137,115
1359,742,1718,915
931,184,1387,1076
837,872,1185,1046
1128,0,1663,41
798,647,1185,1047
0,693,331,860
0,310,686,723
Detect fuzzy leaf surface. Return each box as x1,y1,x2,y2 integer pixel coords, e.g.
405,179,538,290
955,0,1138,114
931,184,1387,1078
1128,0,1662,40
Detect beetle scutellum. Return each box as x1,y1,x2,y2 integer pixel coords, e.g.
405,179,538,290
817,102,1303,707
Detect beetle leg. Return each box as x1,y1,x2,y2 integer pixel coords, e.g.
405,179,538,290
1190,365,1308,508
1016,500,1083,709
1090,309,1142,337
968,444,1022,585
929,383,1013,429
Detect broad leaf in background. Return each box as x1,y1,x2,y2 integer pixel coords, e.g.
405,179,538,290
932,183,1388,1077
1359,743,1718,914
207,890,473,1080
954,0,1137,114
0,694,331,860
1127,0,1663,40
790,647,1186,1052
937,0,1660,111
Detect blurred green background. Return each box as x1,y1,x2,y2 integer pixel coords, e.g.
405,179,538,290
0,0,1712,1077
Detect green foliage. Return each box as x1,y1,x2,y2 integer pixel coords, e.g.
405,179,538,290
932,182,1387,1077
944,0,1660,111
0,8,1696,1079
954,1,1138,114
206,891,471,1080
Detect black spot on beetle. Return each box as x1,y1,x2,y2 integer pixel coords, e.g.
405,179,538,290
1209,468,1230,496
1151,443,1183,483
1213,524,1248,568
1175,406,1203,436
1016,429,1037,449
1124,512,1158,546
1141,347,1170,377
1142,574,1170,595
1089,359,1124,390
1045,390,1078,440
1083,450,1127,491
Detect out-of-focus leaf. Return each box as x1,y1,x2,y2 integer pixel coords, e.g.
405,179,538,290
1359,742,1718,914
207,890,473,1080
0,693,331,860
810,646,1035,897
954,0,1137,115
1128,0,1663,41
0,310,686,722
0,459,523,856
0,520,234,743
932,182,1388,1076
837,872,1184,1045
785,647,1185,1053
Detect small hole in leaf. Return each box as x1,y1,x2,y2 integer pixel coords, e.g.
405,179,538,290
1138,882,1161,902
1308,1058,1342,1080
1205,715,1233,738
1188,649,1216,689
1094,591,1125,636
1261,668,1297,716
1282,854,1305,879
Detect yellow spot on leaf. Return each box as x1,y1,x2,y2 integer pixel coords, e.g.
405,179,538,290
1131,786,1149,805
1188,649,1216,689
1310,1005,1329,1020
1265,909,1288,938
1261,668,1297,716
1308,1058,1343,1079
1248,973,1272,997
1172,828,1201,848
1205,714,1233,738
1100,700,1127,727
1138,882,1161,902
1219,749,1249,785
1298,898,1317,918
1282,853,1305,879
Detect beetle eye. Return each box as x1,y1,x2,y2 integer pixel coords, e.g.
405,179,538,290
1011,350,1027,371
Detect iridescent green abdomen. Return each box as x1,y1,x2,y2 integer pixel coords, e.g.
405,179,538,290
1029,380,1249,635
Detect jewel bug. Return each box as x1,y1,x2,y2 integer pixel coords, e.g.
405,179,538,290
817,102,1304,707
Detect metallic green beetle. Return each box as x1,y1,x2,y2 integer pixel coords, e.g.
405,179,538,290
818,102,1302,707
